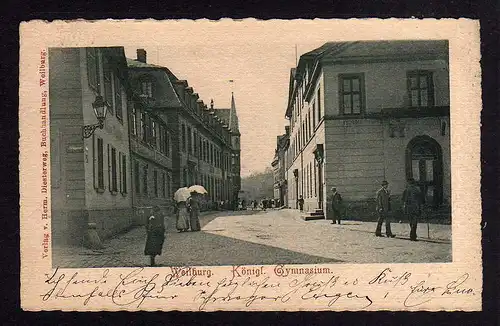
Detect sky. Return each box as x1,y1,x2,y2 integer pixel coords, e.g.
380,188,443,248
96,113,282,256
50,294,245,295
120,19,395,177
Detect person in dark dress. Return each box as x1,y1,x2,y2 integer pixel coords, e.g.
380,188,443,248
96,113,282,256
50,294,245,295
402,178,424,241
297,195,304,212
144,206,165,267
187,192,201,232
330,187,344,224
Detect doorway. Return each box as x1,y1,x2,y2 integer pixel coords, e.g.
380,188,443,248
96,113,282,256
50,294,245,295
405,135,443,207
317,162,324,209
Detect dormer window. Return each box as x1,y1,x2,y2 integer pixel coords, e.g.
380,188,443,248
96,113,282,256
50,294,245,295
407,71,434,107
140,80,153,98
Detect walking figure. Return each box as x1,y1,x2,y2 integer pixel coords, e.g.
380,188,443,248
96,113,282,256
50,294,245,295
375,180,395,238
402,178,424,241
187,192,201,232
330,187,344,224
144,206,165,267
297,195,304,212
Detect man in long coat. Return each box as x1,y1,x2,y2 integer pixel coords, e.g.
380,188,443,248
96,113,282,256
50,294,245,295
375,180,395,237
330,187,344,224
402,178,424,241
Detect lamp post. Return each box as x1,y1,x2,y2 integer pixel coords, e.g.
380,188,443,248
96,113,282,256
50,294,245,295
82,95,109,139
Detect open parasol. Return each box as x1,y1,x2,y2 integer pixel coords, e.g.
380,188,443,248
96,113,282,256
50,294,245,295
174,187,191,202
188,185,208,195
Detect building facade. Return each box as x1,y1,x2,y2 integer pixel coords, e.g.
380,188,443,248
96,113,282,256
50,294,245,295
271,127,290,207
50,47,133,245
283,40,451,217
128,49,241,211
127,50,176,220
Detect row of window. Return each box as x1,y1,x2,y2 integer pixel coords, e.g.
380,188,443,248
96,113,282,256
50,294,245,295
130,105,172,157
289,71,435,160
87,48,123,121
286,162,318,202
185,171,232,202
138,79,231,145
94,137,127,194
133,161,173,199
180,122,232,170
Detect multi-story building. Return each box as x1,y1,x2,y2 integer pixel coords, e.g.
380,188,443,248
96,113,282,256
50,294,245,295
126,50,175,217
127,49,240,210
271,127,290,207
50,47,133,245
284,40,450,217
214,93,242,207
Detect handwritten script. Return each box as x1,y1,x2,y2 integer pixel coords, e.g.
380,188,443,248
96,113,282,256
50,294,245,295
40,266,476,310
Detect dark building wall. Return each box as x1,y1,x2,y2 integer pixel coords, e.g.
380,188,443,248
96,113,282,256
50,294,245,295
49,48,87,245
50,47,134,245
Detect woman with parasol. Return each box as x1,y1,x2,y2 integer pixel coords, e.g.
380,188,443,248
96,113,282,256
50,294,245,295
187,185,207,232
174,187,191,232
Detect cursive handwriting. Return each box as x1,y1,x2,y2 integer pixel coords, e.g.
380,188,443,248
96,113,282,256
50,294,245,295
42,267,178,307
369,268,411,287
39,267,477,310
194,273,372,310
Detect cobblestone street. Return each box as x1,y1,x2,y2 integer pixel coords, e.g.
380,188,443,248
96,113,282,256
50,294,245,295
52,209,451,268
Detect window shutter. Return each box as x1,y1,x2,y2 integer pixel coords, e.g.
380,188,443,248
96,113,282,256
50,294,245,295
107,144,111,191
118,152,123,193
93,134,98,189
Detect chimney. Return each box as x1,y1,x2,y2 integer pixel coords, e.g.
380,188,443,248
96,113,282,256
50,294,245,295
285,126,290,135
137,49,147,63
210,99,214,110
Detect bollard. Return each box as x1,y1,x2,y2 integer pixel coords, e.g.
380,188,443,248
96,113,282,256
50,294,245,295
85,222,104,249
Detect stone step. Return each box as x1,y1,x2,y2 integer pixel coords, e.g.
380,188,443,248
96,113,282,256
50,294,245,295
301,214,325,221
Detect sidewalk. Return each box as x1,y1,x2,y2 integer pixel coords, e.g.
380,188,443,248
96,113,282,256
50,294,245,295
287,208,451,242
51,208,451,268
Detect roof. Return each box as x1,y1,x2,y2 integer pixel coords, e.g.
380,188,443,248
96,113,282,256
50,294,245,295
214,93,240,133
126,58,183,109
214,109,230,124
299,40,448,65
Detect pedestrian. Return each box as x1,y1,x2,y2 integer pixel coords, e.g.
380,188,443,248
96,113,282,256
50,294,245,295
175,200,190,232
144,206,165,267
375,180,395,238
330,187,344,224
187,192,201,232
262,198,267,211
297,195,304,212
402,178,424,241
253,200,258,210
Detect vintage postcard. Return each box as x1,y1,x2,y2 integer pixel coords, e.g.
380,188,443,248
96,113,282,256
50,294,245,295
20,18,482,311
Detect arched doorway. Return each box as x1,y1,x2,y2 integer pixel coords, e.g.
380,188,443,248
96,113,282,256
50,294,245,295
405,135,443,207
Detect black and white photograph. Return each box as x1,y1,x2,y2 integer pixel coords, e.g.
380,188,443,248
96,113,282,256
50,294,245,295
48,39,451,268
20,19,481,312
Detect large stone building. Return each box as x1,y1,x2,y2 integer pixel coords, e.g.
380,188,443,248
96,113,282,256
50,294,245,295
50,47,133,245
283,40,450,217
271,126,290,207
50,47,242,246
126,50,175,217
127,49,241,210
214,93,242,206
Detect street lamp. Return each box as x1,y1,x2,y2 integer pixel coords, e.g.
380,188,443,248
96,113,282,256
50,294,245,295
82,95,109,139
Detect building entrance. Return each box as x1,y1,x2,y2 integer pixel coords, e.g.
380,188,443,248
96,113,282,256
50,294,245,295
406,135,443,207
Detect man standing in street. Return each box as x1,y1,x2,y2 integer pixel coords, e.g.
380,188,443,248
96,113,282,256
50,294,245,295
297,195,304,212
330,187,344,224
402,178,424,241
375,180,395,237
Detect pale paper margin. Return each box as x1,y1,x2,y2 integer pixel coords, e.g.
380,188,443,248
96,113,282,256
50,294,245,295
19,18,482,312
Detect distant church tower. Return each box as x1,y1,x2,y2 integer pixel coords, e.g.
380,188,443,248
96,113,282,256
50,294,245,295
229,92,241,202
